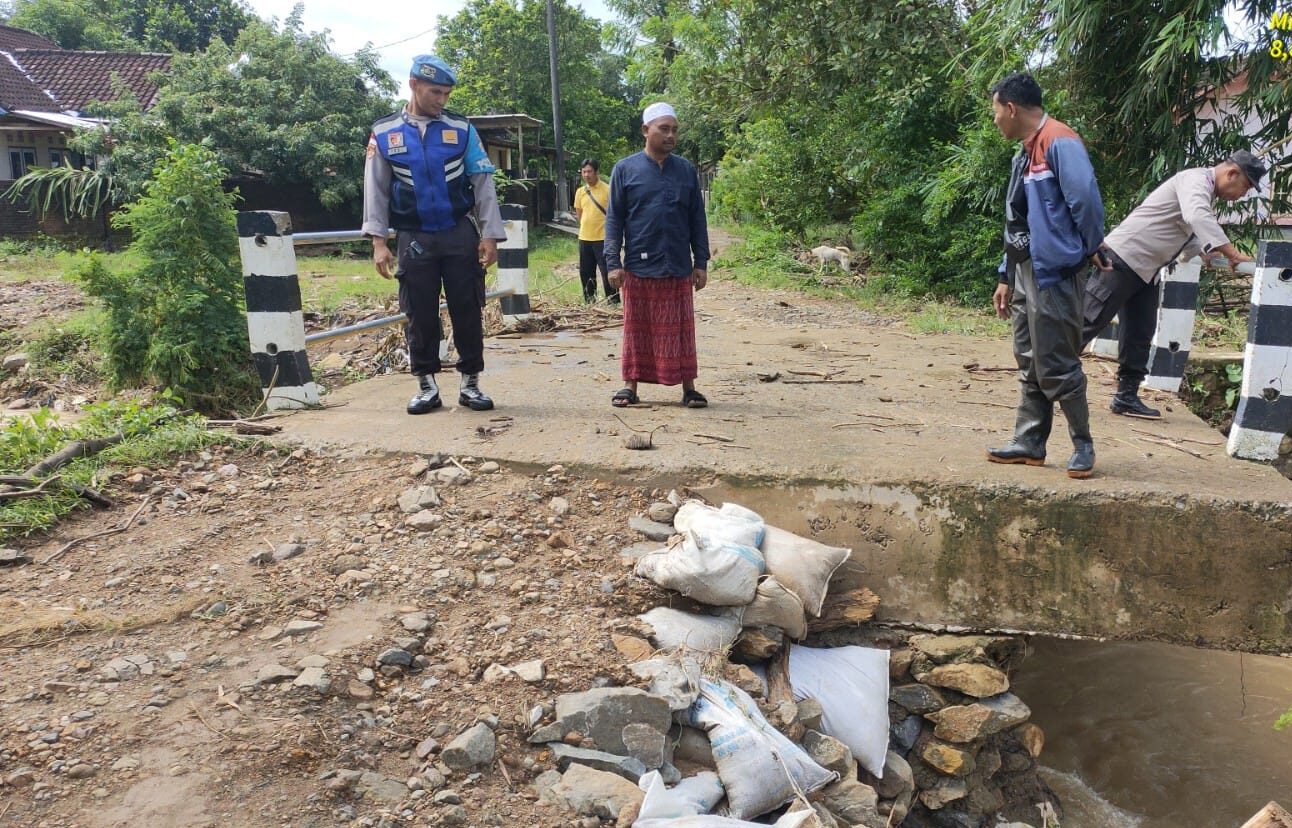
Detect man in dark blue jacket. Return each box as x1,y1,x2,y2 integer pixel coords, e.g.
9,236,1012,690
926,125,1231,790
362,55,507,415
986,72,1105,478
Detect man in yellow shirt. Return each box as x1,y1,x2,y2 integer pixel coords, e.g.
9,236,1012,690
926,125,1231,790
574,158,617,303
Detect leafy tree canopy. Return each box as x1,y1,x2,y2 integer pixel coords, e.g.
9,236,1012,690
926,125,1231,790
6,0,252,52
435,0,639,174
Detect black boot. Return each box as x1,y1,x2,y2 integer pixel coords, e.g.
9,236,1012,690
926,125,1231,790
458,373,494,411
1060,395,1095,478
987,389,1053,466
1110,377,1161,419
407,373,442,415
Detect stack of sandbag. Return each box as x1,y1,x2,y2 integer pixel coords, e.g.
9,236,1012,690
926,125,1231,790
633,500,853,652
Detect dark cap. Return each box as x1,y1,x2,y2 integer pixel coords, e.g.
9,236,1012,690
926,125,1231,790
410,55,455,86
1228,150,1267,190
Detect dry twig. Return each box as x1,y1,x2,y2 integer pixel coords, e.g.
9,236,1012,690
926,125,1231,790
40,495,153,565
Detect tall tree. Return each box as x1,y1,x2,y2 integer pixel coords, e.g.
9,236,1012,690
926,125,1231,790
73,12,395,209
434,0,638,174
7,0,251,52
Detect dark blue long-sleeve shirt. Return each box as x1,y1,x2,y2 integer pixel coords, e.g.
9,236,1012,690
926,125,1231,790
603,151,709,277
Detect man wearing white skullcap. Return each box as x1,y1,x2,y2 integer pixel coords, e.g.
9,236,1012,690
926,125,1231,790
604,102,711,409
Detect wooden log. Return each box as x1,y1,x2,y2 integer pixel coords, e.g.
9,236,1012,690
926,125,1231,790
24,434,125,478
807,588,882,633
732,626,783,661
1240,802,1292,828
766,645,804,742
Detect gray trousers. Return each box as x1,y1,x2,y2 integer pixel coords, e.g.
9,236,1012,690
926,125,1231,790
1011,260,1087,403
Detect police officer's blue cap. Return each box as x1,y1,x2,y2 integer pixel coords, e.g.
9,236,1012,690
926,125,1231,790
410,55,456,86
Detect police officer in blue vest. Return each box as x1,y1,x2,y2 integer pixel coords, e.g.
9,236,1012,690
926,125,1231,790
362,54,508,414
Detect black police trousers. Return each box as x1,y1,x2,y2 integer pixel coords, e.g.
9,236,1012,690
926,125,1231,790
395,216,485,376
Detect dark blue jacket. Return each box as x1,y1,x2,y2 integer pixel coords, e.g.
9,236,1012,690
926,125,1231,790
604,151,709,277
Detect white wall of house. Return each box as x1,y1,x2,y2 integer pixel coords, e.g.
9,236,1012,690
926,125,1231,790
0,127,71,179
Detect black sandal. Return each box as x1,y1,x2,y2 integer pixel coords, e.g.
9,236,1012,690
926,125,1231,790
612,388,639,407
682,389,708,408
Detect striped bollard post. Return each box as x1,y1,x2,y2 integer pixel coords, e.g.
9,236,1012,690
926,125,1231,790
236,211,319,410
1227,240,1292,460
496,203,532,325
1143,256,1202,392
1089,318,1120,359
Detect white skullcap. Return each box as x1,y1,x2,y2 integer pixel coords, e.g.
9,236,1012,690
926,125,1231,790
642,102,677,125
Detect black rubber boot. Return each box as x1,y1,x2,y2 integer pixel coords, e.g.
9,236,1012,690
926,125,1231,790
987,389,1053,466
1110,377,1161,419
458,373,494,411
407,374,442,415
1060,395,1095,479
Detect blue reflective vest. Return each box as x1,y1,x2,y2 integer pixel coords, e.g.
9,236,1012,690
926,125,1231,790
371,109,495,233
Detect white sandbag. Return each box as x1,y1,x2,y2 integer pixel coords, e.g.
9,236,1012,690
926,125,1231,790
787,644,890,778
741,576,807,639
634,810,813,828
636,531,765,606
673,501,765,549
634,770,725,821
759,525,851,617
639,607,742,653
680,678,835,820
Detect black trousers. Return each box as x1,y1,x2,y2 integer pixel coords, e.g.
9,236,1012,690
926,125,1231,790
1080,253,1159,386
395,217,485,376
579,239,618,303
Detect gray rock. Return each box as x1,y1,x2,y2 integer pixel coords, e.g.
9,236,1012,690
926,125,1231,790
398,485,441,514
479,461,500,474
891,714,923,753
918,777,968,810
657,762,682,785
820,778,884,828
66,763,97,779
357,771,408,804
646,502,678,523
440,805,469,825
102,658,139,681
803,730,853,775
406,510,442,531
111,757,140,772
247,550,274,565
430,467,471,487
420,766,447,791
377,648,413,667
629,516,674,542
416,737,439,759
296,654,330,669
671,726,714,769
874,750,914,801
619,542,658,564
3,352,29,373
540,763,645,821
0,547,31,566
927,693,1031,743
325,769,363,791
921,663,1009,698
509,659,545,683
533,769,562,800
293,667,330,693
550,496,570,516
433,789,462,805
256,663,299,684
441,722,496,771
545,687,672,768
797,697,824,730
550,743,648,782
282,619,323,637
891,683,948,714
401,612,434,633
272,543,305,562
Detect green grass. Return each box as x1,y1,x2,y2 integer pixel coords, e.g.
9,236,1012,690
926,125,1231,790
712,222,1011,337
292,228,586,314
0,397,230,540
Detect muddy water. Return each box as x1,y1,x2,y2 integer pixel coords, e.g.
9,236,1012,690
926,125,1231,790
1014,638,1292,827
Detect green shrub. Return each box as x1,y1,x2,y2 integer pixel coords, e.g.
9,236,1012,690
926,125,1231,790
713,118,836,235
73,141,256,413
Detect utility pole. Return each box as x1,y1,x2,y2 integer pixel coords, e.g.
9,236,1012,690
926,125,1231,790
545,0,567,212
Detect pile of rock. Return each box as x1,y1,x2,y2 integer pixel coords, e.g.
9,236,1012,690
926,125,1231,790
524,499,1056,828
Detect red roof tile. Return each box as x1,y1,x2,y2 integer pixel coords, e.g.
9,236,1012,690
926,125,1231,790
0,51,61,112
14,50,171,112
0,26,57,52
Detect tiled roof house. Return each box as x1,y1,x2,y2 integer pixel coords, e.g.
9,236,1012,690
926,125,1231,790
0,25,171,179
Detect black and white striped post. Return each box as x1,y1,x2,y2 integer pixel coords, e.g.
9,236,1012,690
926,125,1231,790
1143,256,1202,393
1089,319,1121,359
1227,240,1292,460
236,211,319,410
496,203,532,325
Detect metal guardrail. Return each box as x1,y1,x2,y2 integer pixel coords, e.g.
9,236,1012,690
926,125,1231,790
293,229,392,246
303,287,515,346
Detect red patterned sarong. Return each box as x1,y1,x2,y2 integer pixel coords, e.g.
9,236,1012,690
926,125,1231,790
620,272,697,386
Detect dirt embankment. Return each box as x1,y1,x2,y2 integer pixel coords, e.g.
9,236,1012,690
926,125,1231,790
1,445,671,827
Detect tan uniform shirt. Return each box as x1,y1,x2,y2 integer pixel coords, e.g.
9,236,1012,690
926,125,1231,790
1104,168,1230,282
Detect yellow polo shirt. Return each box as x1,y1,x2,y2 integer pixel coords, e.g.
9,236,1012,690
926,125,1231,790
575,180,611,241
